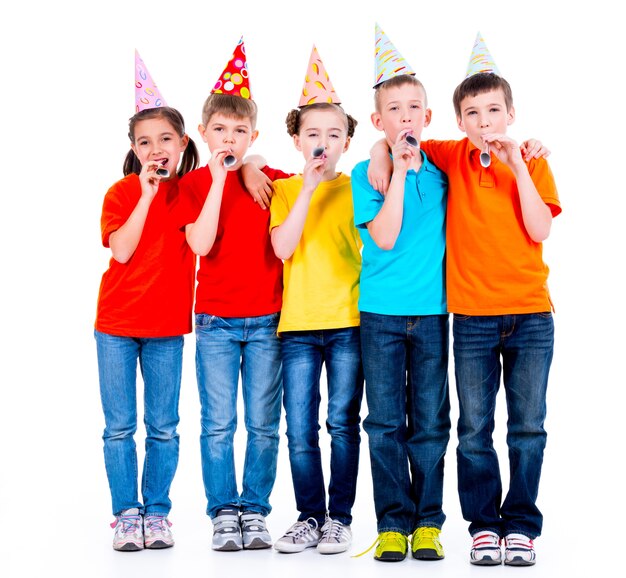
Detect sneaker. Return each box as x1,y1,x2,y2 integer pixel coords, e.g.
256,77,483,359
274,518,321,553
240,511,272,550
212,508,242,551
374,531,408,562
317,517,352,554
504,533,536,566
411,527,444,560
111,508,144,552
144,514,174,549
470,530,502,565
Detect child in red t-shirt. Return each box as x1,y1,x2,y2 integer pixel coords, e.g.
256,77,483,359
95,104,199,552
178,74,290,549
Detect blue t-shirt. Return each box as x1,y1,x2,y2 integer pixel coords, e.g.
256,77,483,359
351,152,447,316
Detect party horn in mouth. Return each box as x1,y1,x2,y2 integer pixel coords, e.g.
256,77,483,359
312,146,325,158
223,154,237,167
156,167,170,177
405,135,419,147
480,143,491,168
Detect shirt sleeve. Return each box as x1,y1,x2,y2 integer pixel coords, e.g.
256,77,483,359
529,157,561,217
263,165,293,181
351,160,384,229
101,181,132,248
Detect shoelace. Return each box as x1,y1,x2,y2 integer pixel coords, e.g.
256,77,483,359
286,518,318,538
352,531,406,558
111,514,142,534
321,519,344,542
145,516,171,533
412,527,439,544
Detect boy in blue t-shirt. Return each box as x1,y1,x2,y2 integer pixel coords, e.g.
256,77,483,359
351,72,449,562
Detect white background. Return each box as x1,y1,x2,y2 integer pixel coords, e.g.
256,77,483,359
2,1,624,577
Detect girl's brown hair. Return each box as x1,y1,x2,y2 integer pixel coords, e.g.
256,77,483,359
123,106,199,177
285,103,358,138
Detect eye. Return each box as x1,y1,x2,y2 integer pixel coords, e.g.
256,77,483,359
138,139,148,146
236,128,248,134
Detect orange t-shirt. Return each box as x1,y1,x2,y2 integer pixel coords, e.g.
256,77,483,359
421,138,561,315
95,174,195,337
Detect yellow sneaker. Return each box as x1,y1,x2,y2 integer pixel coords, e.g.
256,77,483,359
411,527,444,560
375,531,408,562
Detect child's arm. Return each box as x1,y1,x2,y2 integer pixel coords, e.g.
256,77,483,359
366,133,416,250
270,155,325,260
185,148,230,256
241,155,275,210
368,138,392,194
485,133,553,242
108,161,162,263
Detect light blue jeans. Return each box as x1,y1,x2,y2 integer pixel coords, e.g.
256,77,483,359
195,313,282,518
95,330,183,516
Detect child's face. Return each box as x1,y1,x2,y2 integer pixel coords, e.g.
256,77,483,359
457,88,515,149
130,117,188,176
371,83,431,146
293,108,350,170
198,113,258,169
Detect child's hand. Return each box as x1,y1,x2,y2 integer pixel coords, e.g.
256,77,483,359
138,161,163,200
301,153,325,195
368,139,392,194
521,139,551,160
208,148,231,183
390,130,418,173
482,134,524,169
241,163,274,209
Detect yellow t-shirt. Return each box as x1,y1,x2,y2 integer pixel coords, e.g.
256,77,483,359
270,173,362,333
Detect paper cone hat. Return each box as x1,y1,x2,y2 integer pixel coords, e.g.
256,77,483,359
298,45,340,106
465,32,500,77
135,50,167,112
212,37,251,99
374,23,415,87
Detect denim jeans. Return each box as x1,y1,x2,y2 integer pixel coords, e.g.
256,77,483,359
95,330,183,516
360,312,450,534
453,313,554,539
281,327,364,526
195,313,282,518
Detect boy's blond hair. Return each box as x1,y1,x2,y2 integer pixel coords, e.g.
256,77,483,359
374,75,428,112
201,93,258,128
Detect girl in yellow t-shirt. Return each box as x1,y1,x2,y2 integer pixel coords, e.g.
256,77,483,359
270,101,363,555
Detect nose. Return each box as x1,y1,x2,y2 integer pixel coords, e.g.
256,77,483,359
479,113,490,128
223,131,235,144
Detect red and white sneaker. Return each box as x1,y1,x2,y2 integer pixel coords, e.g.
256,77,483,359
504,533,536,566
470,530,502,565
111,508,144,551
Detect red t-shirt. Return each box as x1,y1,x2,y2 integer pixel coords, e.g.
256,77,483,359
95,174,196,337
178,165,290,317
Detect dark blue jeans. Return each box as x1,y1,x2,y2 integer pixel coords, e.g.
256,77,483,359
453,313,554,539
281,327,364,526
360,312,450,534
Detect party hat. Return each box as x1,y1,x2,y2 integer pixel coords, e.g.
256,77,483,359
298,45,340,106
374,23,415,87
465,32,500,77
135,50,167,112
212,37,251,99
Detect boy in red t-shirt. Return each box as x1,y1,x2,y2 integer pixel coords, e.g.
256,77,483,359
177,42,290,552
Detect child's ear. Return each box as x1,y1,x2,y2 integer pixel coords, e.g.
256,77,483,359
249,130,259,146
371,112,384,132
198,124,208,143
181,133,189,150
507,106,516,126
343,136,351,153
456,115,465,132
293,134,302,152
424,108,432,128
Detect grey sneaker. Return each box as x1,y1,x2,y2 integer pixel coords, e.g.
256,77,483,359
111,508,144,551
144,514,174,549
317,517,352,554
241,511,272,549
274,518,321,553
212,508,242,551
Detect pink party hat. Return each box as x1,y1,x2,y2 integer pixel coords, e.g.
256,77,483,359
298,45,340,106
212,37,252,99
135,50,167,112
465,32,500,77
374,23,415,87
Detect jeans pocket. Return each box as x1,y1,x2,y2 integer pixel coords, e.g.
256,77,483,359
195,313,216,328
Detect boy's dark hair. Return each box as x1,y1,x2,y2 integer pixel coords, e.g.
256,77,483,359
201,93,258,129
374,74,428,112
453,72,513,118
123,106,199,177
285,102,358,138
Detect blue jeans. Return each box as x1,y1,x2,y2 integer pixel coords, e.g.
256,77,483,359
360,312,450,534
95,330,183,516
453,313,554,539
281,327,364,526
195,313,282,518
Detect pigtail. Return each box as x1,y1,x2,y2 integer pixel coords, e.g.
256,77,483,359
178,137,199,177
285,109,301,136
123,149,142,176
346,114,358,138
